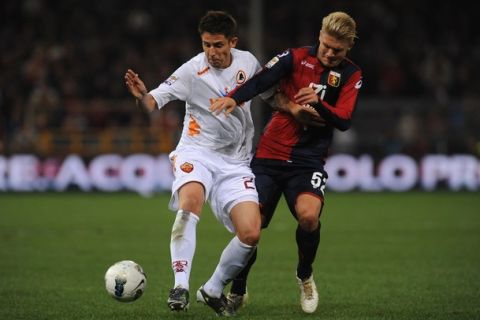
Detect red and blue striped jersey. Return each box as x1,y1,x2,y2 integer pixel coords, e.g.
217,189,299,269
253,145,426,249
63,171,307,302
230,45,362,166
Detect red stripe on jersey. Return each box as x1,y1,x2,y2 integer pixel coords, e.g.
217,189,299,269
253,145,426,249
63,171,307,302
255,112,301,160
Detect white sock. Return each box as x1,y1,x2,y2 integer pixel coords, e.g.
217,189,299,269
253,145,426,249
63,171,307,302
170,210,199,291
203,236,255,298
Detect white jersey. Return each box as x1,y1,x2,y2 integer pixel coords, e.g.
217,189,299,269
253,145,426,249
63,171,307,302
150,48,261,161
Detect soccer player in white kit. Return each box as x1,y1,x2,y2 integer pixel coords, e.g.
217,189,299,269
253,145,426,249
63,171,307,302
124,11,267,316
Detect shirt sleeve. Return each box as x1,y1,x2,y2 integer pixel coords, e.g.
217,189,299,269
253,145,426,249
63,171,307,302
149,61,193,109
229,49,294,104
311,70,362,131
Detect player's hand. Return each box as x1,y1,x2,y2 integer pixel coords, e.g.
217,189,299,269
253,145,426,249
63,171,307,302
290,104,326,127
294,86,319,105
209,97,237,115
125,69,148,100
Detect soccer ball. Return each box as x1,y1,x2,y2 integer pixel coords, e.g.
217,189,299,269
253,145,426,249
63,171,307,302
105,260,147,302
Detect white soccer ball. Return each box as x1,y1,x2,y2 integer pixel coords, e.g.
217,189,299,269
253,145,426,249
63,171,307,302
105,260,147,302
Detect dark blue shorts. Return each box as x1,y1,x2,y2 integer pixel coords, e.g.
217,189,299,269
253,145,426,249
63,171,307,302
252,159,328,228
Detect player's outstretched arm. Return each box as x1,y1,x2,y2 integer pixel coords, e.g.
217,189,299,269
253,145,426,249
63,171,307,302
209,97,238,115
124,69,157,113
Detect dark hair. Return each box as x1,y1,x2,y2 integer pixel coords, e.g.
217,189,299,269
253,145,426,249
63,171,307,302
198,11,237,39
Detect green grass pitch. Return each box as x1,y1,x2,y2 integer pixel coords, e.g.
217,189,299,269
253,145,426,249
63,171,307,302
1,192,479,319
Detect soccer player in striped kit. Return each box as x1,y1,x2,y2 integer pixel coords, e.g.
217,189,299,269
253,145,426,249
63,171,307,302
210,11,363,314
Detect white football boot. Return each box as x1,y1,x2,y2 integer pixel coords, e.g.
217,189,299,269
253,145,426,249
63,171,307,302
296,274,318,313
226,289,249,311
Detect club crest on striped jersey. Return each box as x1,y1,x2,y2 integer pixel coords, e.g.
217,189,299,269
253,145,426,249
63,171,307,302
327,71,341,87
180,162,194,173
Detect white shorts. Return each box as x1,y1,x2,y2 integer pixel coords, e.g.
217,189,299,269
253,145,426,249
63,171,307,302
168,147,258,233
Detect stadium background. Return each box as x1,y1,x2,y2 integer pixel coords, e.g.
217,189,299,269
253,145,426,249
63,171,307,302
1,1,479,319
2,0,479,161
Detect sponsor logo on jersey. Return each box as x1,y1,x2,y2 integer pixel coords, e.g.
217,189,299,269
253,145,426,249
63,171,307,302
265,56,279,69
197,66,210,76
301,60,315,69
355,79,363,89
266,50,289,69
327,71,341,87
236,70,247,84
164,75,178,86
180,162,194,173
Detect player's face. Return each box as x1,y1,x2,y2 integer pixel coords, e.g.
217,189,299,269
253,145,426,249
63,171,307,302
201,32,238,69
317,31,351,68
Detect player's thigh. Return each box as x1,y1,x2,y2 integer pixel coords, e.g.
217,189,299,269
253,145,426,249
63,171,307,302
253,164,283,228
284,168,327,220
168,149,214,215
177,182,205,215
209,160,258,233
295,193,324,222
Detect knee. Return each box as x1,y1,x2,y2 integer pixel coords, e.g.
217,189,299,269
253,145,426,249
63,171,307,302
237,228,261,246
295,198,322,232
297,209,319,232
298,216,318,232
179,196,203,214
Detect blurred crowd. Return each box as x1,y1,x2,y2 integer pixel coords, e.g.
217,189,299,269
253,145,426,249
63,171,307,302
1,0,479,158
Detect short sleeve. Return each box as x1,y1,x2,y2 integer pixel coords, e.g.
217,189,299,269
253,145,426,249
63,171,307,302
149,61,193,109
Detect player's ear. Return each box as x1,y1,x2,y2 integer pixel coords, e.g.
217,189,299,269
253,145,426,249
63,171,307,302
229,36,238,48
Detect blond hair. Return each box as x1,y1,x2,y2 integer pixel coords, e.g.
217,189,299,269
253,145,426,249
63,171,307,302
321,11,357,46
